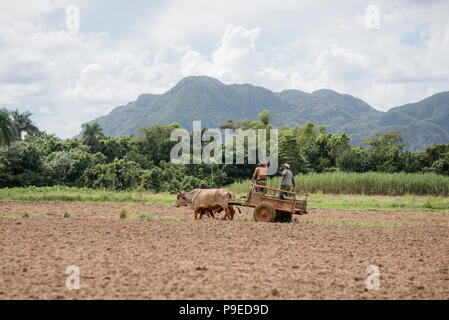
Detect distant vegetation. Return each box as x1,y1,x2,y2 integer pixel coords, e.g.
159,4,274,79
1,186,448,211
0,108,39,147
0,186,175,205
227,172,449,196
1,107,449,195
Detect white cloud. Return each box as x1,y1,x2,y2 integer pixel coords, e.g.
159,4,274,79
81,106,100,115
210,25,263,82
0,0,448,138
80,64,104,77
39,106,51,114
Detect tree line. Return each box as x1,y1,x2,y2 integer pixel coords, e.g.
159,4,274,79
1,107,448,192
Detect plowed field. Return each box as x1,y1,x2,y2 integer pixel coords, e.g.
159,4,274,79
1,201,448,299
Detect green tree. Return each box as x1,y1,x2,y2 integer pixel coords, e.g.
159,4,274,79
295,122,320,147
219,118,238,130
139,123,180,165
364,130,406,151
337,147,367,172
99,137,123,162
10,109,39,139
141,167,163,191
257,109,272,127
363,130,407,173
430,152,449,175
401,150,420,173
219,118,258,130
3,140,46,186
82,158,143,190
423,143,449,169
279,132,307,173
0,108,17,147
0,154,12,186
82,122,104,153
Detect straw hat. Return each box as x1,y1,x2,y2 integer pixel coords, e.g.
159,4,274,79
283,163,290,168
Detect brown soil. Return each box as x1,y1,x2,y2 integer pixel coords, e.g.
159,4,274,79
1,201,448,299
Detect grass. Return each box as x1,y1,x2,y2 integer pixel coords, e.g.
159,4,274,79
137,213,188,221
228,184,449,211
227,172,449,196
0,215,21,219
306,193,449,211
62,211,71,218
304,220,404,227
9,213,50,219
0,183,448,212
0,186,174,205
119,208,127,219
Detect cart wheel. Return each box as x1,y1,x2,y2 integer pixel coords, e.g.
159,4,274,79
274,211,292,223
253,202,275,222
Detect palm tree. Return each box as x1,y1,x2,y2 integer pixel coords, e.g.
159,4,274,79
0,108,17,147
10,109,39,140
82,122,104,153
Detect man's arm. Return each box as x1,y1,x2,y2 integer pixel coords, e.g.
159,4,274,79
251,167,259,182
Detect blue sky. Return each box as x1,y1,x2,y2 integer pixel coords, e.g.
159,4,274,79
1,0,448,138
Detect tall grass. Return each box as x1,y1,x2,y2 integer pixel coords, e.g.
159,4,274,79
0,183,448,211
0,186,174,205
227,172,449,196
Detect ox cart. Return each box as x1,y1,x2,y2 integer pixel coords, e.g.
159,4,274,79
229,184,308,222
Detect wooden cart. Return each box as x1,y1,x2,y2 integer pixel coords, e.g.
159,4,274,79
229,184,308,222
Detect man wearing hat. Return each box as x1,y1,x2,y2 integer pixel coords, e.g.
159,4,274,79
280,163,295,200
251,158,268,192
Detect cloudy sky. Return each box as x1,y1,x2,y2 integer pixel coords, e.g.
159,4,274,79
1,0,448,138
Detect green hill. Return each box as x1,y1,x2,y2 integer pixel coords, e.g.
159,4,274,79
85,76,449,151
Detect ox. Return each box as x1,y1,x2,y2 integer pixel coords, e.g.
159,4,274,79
176,189,237,220
198,206,238,220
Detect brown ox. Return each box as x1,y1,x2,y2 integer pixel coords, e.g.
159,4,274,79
198,206,238,220
176,189,236,220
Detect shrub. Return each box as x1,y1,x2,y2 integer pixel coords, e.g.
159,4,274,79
119,208,127,219
62,211,71,218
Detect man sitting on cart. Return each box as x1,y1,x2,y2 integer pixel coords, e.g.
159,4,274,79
251,158,268,192
280,163,295,200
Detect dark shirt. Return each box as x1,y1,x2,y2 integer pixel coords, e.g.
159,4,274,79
281,169,295,186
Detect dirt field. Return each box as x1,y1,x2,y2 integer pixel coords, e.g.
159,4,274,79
1,201,449,299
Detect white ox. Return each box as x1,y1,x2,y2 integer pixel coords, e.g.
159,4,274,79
176,188,236,220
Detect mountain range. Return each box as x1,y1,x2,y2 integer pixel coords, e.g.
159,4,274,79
86,76,449,151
